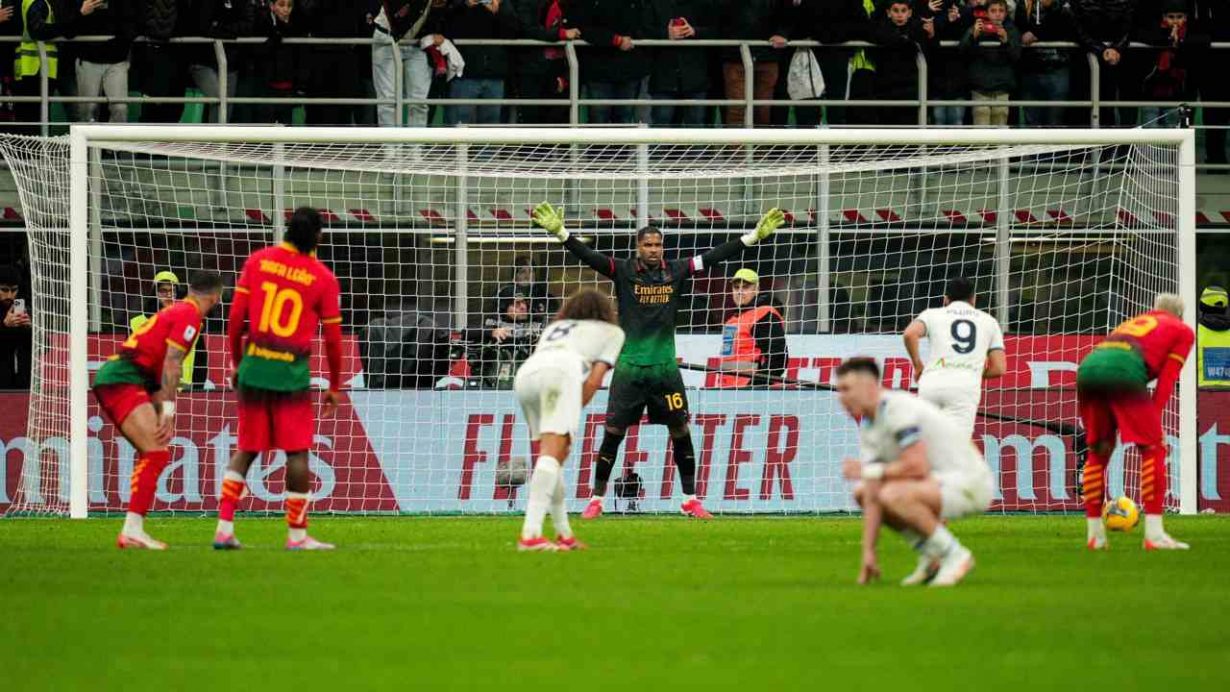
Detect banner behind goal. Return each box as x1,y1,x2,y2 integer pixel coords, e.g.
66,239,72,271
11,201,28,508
0,127,1197,517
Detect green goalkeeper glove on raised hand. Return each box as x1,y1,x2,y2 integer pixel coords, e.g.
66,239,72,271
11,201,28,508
532,201,570,242
742,207,784,247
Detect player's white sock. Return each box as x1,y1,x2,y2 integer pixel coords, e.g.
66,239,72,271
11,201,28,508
521,456,560,540
900,529,925,551
590,495,604,503
551,473,572,540
1087,517,1107,543
289,527,307,543
123,512,144,536
216,519,234,536
682,494,697,504
1145,514,1166,542
921,526,959,559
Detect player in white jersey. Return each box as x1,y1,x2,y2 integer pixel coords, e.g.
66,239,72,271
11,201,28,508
837,357,994,587
514,288,625,552
903,277,1006,441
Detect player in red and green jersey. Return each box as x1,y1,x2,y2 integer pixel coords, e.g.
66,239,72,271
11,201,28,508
214,207,344,551
1076,293,1195,551
94,271,224,549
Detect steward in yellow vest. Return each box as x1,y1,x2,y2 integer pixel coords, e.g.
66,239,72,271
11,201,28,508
1198,286,1230,388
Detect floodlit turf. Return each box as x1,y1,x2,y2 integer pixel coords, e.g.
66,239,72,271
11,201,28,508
1,515,1227,691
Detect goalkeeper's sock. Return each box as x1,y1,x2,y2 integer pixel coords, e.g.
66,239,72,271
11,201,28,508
671,433,698,496
1144,514,1167,543
593,431,624,497
286,492,310,543
521,456,560,540
921,525,959,559
125,449,171,532
1139,443,1167,516
1081,449,1109,518
550,471,572,540
216,470,246,535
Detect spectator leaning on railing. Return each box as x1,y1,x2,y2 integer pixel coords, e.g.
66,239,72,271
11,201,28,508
786,0,869,127
184,0,256,124
510,0,578,125
1138,0,1203,128
304,0,375,126
717,0,788,127
1188,0,1228,169
440,0,517,126
924,0,971,126
1072,0,1137,127
371,0,443,128
870,0,935,126
961,0,1020,126
567,0,651,125
248,0,308,125
1016,0,1075,128
60,0,137,124
646,0,715,127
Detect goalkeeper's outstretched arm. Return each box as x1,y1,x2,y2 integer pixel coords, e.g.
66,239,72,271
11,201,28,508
532,202,616,279
692,208,785,273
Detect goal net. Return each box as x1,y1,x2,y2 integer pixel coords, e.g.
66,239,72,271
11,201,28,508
0,127,1196,517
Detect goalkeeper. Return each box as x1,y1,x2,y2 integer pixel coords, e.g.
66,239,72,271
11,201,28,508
532,202,784,519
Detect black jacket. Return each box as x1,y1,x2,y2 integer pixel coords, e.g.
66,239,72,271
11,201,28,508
922,0,971,95
1015,0,1076,72
1072,0,1136,54
961,18,1021,93
56,0,138,64
250,3,309,87
871,17,931,97
566,0,652,83
440,0,518,79
512,0,569,77
718,0,788,62
795,0,868,46
141,0,179,40
645,0,717,94
308,0,372,39
180,0,257,67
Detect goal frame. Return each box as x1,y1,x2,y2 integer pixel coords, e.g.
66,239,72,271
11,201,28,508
65,125,1199,518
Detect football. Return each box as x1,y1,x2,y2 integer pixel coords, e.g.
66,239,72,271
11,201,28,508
1103,496,1141,532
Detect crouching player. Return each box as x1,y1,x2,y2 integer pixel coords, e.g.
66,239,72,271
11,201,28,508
515,288,625,551
94,271,224,549
213,207,344,551
837,357,993,587
1077,293,1194,551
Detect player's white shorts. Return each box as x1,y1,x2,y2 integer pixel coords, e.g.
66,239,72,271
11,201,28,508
513,354,584,441
918,374,981,441
934,465,994,519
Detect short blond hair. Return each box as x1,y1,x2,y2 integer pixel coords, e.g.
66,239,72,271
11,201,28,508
1154,293,1185,317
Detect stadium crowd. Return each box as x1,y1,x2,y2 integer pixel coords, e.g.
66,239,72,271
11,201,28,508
0,0,1225,161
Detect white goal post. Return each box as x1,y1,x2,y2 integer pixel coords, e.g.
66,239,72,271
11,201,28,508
6,125,1202,518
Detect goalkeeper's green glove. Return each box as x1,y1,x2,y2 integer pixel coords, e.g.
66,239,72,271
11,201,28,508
742,207,784,247
532,201,570,242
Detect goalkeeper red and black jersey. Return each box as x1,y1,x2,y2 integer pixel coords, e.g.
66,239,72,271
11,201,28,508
230,243,342,392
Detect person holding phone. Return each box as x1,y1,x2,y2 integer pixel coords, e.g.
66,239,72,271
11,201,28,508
0,265,32,390
960,0,1020,126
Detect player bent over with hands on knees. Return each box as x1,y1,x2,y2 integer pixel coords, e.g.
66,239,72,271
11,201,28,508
515,288,625,551
94,271,225,549
1076,293,1194,551
214,207,346,551
532,201,783,520
837,357,994,587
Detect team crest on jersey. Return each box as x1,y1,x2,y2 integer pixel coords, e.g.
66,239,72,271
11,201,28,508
183,325,197,341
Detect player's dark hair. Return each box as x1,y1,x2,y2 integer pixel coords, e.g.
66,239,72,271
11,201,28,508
285,206,323,253
188,271,224,295
836,357,880,380
636,226,663,243
945,277,976,303
558,288,616,324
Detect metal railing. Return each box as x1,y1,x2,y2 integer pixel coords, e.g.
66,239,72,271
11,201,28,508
5,35,1230,166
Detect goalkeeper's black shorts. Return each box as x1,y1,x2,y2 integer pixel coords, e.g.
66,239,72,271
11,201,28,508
605,362,690,429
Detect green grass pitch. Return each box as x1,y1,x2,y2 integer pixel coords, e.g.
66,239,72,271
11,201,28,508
2,515,1227,691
